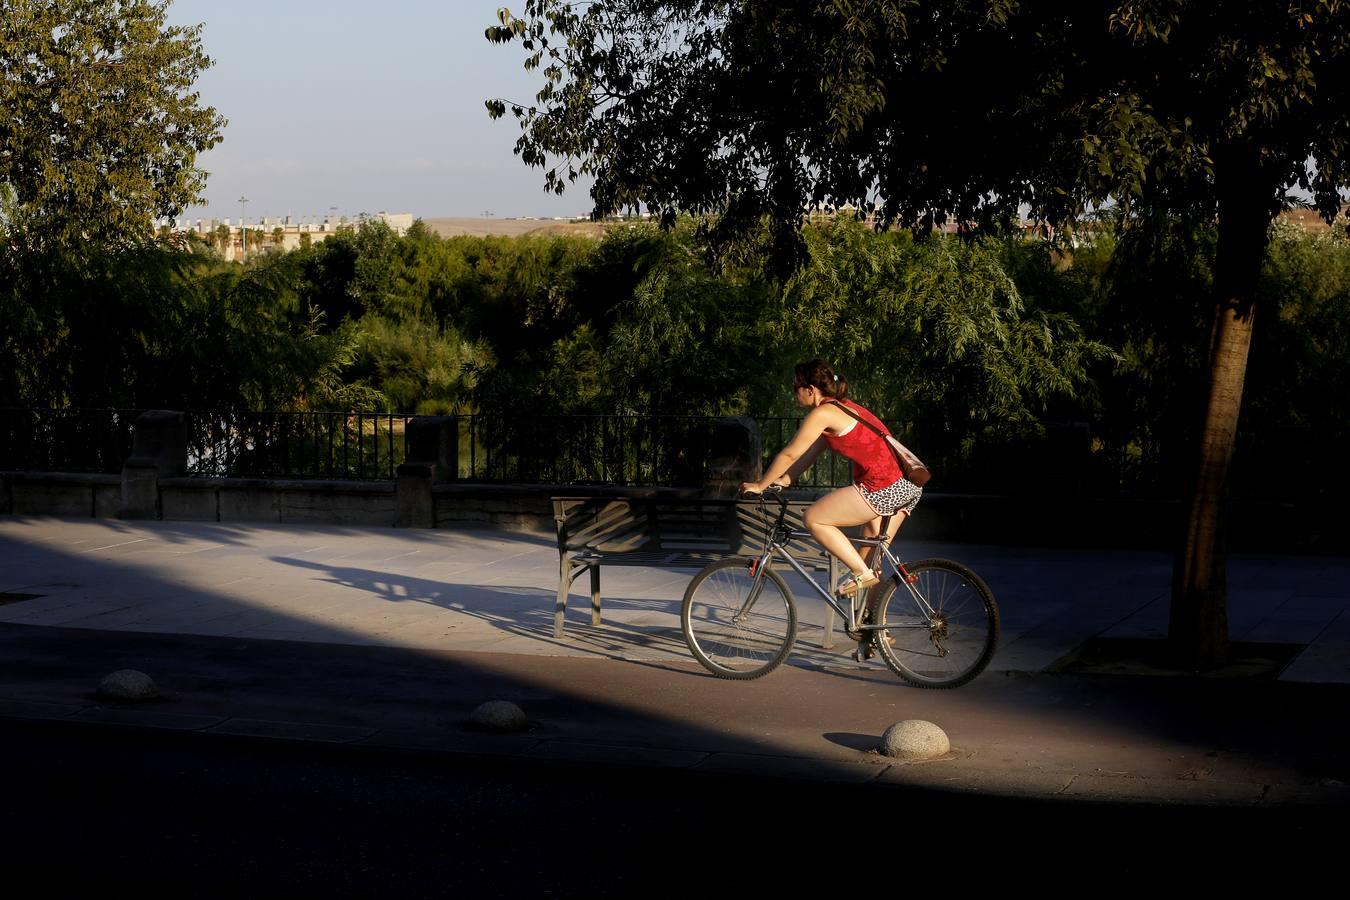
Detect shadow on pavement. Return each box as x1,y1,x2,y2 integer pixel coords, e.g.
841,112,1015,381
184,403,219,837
0,521,1347,799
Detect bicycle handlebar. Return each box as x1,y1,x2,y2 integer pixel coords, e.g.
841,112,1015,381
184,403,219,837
741,485,789,541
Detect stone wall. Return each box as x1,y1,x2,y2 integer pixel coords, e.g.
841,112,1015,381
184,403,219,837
2,472,121,518
159,478,397,526
1,468,1331,552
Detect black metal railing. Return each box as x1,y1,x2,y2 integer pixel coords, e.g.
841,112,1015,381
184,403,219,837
1,406,1315,501
0,408,139,474
0,408,866,487
188,412,412,480
461,415,726,486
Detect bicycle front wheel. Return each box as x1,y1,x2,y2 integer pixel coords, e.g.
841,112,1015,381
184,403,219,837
873,558,999,689
682,558,798,680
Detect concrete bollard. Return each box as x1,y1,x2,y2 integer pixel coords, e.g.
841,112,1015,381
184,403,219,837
467,700,528,733
880,720,950,760
97,669,160,701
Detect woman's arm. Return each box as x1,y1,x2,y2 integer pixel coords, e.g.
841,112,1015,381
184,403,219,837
781,435,828,485
742,407,836,493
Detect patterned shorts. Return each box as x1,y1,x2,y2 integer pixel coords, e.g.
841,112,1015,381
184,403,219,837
855,477,923,517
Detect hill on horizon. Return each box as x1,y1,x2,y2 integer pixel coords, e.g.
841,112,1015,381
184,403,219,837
421,217,616,239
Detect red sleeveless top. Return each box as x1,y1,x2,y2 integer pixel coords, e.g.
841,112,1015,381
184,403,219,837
821,400,903,490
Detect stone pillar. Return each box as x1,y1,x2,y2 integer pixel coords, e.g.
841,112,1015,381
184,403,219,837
704,417,762,499
396,416,458,528
120,410,187,520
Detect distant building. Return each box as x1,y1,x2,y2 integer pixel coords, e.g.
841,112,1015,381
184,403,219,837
368,212,414,232
160,210,417,259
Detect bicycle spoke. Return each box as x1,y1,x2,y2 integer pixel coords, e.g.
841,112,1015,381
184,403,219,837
875,559,999,688
682,559,797,679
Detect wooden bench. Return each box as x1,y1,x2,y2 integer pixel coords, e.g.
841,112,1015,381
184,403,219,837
551,494,841,641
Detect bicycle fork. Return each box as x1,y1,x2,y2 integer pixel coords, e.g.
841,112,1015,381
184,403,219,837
736,549,778,623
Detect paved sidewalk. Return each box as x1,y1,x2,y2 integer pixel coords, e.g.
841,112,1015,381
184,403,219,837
1,515,1348,805
3,516,1347,679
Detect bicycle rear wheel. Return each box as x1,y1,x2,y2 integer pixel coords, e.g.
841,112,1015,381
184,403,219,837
682,558,797,680
873,558,998,689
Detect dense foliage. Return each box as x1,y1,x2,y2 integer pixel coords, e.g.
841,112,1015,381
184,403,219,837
4,217,1349,503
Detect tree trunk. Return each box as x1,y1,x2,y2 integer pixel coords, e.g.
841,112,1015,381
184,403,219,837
1169,172,1271,671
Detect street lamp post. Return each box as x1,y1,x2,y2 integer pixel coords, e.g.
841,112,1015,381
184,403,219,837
238,195,249,262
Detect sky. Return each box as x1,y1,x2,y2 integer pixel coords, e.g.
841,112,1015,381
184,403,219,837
163,0,595,222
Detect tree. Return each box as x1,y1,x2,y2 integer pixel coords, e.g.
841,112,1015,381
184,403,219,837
0,1,224,405
487,1,1350,669
0,0,224,252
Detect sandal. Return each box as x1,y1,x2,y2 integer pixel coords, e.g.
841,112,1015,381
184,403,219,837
836,571,880,597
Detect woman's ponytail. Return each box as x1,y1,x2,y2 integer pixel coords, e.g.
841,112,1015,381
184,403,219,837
833,372,849,401
794,358,848,400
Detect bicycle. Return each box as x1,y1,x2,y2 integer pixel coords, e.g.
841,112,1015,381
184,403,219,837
680,485,999,688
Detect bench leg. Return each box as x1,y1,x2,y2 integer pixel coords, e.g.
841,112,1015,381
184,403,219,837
555,560,571,639
590,566,602,626
822,557,837,650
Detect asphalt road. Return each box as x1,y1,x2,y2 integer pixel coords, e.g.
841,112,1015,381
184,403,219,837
0,718,1331,898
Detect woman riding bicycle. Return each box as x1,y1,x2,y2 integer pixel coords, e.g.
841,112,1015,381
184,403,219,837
741,358,921,598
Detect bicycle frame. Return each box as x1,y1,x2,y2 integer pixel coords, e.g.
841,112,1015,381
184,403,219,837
738,493,939,634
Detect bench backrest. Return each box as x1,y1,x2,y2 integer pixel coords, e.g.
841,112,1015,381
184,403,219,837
552,496,832,570
734,502,832,570
552,497,653,553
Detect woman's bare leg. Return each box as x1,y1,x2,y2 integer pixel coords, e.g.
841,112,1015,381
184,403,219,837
802,486,879,575
862,511,908,615
860,510,908,568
